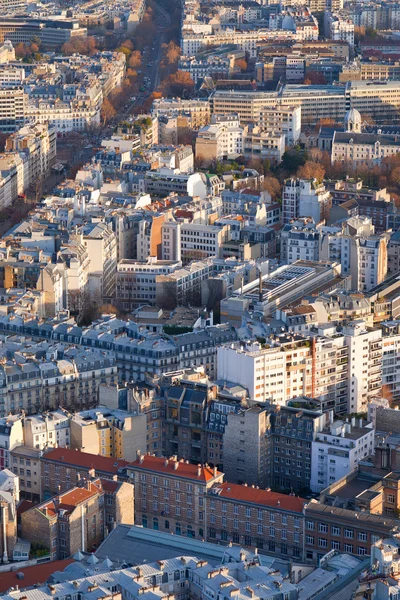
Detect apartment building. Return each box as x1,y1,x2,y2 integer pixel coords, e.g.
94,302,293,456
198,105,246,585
304,501,396,563
243,126,285,165
151,98,211,130
23,409,70,450
281,219,320,263
127,453,224,539
82,222,117,301
21,479,105,560
310,417,374,493
195,115,243,162
6,122,56,185
332,131,400,167
258,104,301,145
115,259,181,311
0,345,115,417
0,413,23,470
351,233,388,292
10,445,41,502
205,482,305,559
268,400,325,494
325,13,354,46
0,86,26,133
180,223,228,263
40,447,129,498
70,408,147,461
282,178,332,225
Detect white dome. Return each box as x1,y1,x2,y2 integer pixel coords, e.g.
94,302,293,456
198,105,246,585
344,108,362,132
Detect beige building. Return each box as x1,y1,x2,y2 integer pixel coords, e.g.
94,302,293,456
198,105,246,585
10,445,41,502
70,407,147,462
195,115,243,162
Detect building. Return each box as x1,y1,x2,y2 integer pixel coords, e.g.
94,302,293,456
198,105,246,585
10,445,41,502
195,115,243,162
40,447,129,498
21,479,105,560
0,86,26,133
0,485,17,562
70,407,147,461
23,409,70,450
282,178,332,225
127,453,224,540
180,223,228,263
258,104,301,145
82,223,117,301
243,125,285,165
281,218,320,263
0,413,24,470
205,482,305,558
310,417,374,493
0,17,87,47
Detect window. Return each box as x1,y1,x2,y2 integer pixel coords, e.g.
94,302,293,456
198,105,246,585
306,521,314,530
344,543,353,553
331,541,340,550
344,529,354,539
306,535,314,545
358,532,367,542
318,538,327,548
318,523,328,533
331,525,341,536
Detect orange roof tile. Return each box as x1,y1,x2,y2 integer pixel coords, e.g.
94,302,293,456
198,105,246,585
130,455,222,482
0,559,75,593
214,482,306,513
42,448,129,474
38,486,101,518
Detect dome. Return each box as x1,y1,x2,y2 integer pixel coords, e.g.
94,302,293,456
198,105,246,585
344,108,362,133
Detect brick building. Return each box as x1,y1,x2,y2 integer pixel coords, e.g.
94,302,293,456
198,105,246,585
304,500,397,563
127,453,224,540
21,480,105,560
10,446,41,502
205,482,305,559
40,448,129,499
101,478,134,533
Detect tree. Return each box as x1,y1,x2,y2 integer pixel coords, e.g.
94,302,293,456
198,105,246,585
160,70,195,97
128,51,142,69
164,40,181,65
262,176,281,200
281,146,306,173
235,58,248,72
297,160,325,181
101,99,116,125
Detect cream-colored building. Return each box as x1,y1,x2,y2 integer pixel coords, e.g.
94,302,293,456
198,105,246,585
195,114,243,162
70,407,147,461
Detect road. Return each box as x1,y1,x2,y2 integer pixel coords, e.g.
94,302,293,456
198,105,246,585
119,0,172,119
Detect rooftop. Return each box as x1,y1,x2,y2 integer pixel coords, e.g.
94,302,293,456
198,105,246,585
0,559,75,594
41,447,129,474
211,482,306,513
129,454,222,482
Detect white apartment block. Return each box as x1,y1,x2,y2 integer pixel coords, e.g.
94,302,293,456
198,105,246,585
23,409,70,450
180,223,228,263
195,114,243,162
311,417,374,492
325,12,354,46
83,222,117,300
0,86,26,133
282,178,331,225
343,321,382,413
116,259,181,310
259,104,301,145
26,98,101,134
351,233,388,292
162,218,181,262
243,126,285,164
382,328,400,400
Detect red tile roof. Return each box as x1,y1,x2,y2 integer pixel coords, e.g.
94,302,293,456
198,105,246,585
37,485,102,518
214,482,306,513
42,448,129,474
100,478,119,492
0,559,75,593
130,455,222,482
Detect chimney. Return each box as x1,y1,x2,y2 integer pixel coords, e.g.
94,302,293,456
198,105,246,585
164,459,169,467
197,465,201,477
136,450,141,460
213,466,217,477
140,455,145,464
174,461,179,470
359,418,363,427
351,417,356,427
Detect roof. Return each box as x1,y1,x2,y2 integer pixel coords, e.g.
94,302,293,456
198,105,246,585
36,486,101,518
42,447,129,474
129,455,222,482
212,482,306,513
0,559,75,594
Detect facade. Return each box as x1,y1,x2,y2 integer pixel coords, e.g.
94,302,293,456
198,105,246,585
281,219,320,263
310,417,374,493
83,223,117,301
195,115,243,162
243,125,285,164
0,413,24,470
23,410,70,450
282,178,332,225
127,454,224,540
0,86,26,133
259,104,301,144
40,447,129,498
70,408,147,461
21,480,105,560
10,445,41,502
